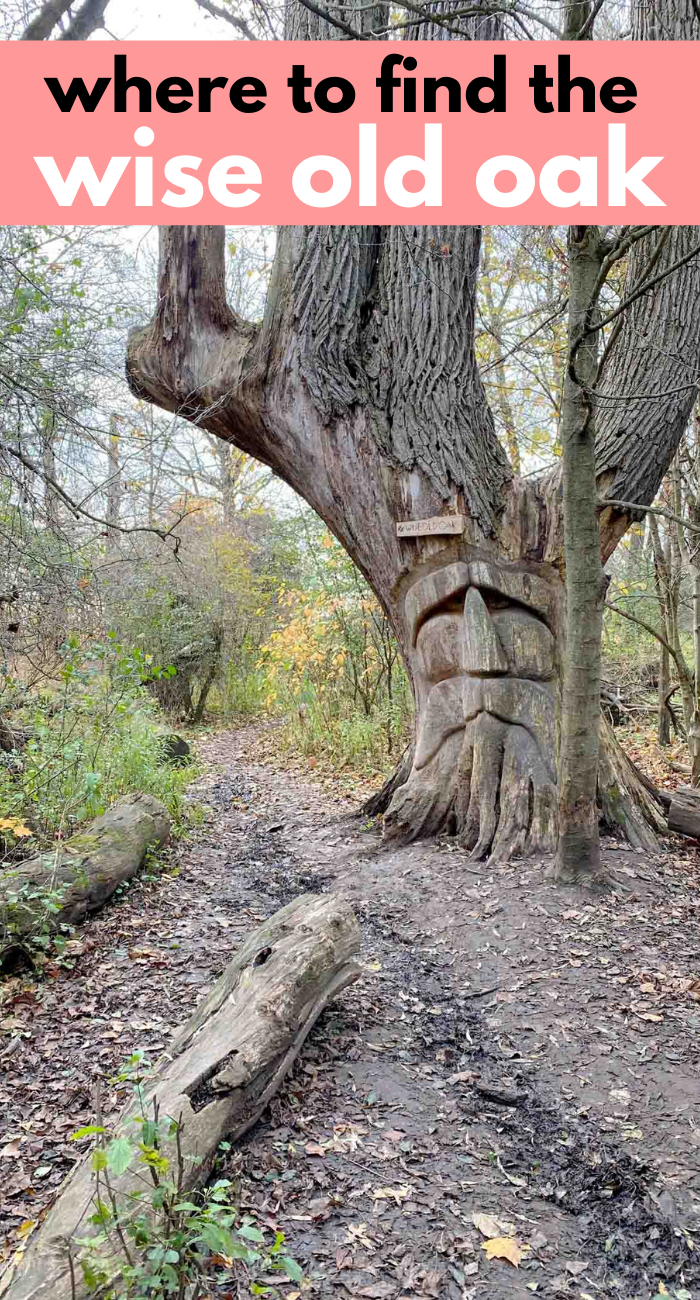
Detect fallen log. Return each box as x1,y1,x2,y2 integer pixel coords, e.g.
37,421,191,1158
2,892,361,1300
0,793,170,962
666,785,700,840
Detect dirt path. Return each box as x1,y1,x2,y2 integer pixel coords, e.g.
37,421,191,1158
2,724,700,1299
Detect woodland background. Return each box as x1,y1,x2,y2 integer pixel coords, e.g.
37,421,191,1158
0,218,695,855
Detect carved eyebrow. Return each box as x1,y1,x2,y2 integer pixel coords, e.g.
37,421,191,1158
406,561,553,645
405,563,470,646
468,561,554,629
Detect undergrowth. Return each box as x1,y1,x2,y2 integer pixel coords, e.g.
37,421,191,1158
0,634,194,853
67,1051,303,1299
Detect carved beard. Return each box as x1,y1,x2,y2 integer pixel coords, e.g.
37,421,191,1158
385,561,559,860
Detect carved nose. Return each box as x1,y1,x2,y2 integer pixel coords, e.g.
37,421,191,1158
462,586,508,676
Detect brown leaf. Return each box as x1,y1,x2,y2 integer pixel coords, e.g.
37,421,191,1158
304,1142,326,1157
472,1212,512,1238
372,1184,412,1205
421,1270,443,1296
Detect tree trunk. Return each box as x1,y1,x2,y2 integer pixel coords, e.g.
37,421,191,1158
20,0,109,40
3,893,360,1300
105,414,123,542
0,794,169,963
659,641,671,745
126,0,700,870
555,226,607,884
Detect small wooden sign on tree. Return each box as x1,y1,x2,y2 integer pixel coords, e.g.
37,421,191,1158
396,515,465,538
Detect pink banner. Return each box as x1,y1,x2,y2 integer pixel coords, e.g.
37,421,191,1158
0,40,695,224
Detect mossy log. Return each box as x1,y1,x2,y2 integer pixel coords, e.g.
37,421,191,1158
2,893,361,1300
0,794,170,961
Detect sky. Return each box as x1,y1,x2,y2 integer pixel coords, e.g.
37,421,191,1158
94,0,237,41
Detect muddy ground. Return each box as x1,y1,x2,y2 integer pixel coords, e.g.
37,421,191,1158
2,724,700,1300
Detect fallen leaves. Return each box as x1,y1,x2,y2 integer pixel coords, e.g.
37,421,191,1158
471,1212,514,1239
0,819,32,838
481,1236,522,1267
372,1185,413,1206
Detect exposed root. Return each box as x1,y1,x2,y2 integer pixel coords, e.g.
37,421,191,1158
383,717,557,863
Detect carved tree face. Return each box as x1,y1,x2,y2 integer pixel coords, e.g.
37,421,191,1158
385,561,561,860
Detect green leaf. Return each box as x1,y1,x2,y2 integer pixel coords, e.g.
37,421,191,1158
70,1125,105,1141
106,1136,134,1176
281,1256,303,1283
238,1224,264,1242
92,1149,108,1172
199,1223,236,1257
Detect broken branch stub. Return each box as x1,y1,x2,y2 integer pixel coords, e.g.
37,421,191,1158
3,892,361,1300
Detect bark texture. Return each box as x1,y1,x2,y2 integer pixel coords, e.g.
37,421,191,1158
0,794,170,961
3,893,360,1300
126,0,700,867
666,786,700,839
20,0,110,40
555,227,607,883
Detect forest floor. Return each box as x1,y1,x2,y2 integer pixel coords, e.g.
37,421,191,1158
2,723,700,1300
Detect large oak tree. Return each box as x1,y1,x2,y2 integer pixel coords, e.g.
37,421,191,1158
126,0,700,877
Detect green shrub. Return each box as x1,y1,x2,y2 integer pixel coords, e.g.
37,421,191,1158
70,1052,302,1299
0,635,193,850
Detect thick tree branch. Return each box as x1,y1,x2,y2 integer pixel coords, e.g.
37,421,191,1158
59,0,110,39
21,0,110,40
20,0,73,39
588,239,700,341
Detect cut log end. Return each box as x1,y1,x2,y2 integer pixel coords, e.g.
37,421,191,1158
667,785,700,840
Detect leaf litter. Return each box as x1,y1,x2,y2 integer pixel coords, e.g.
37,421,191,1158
2,720,700,1300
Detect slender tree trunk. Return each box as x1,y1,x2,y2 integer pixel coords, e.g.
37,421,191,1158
105,414,122,545
555,227,607,883
658,641,671,745
41,411,60,534
649,512,695,743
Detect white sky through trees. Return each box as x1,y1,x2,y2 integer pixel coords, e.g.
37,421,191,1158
93,0,235,39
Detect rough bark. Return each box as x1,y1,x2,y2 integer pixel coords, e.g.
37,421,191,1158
126,0,699,868
598,716,667,850
0,794,170,961
555,227,607,884
3,893,361,1300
